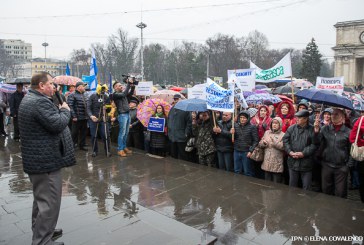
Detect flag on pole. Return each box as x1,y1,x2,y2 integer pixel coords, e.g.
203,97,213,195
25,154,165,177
89,51,98,91
108,72,113,93
65,63,71,76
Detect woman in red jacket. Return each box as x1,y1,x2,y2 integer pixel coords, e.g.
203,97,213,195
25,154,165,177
251,105,272,140
276,101,297,133
349,113,364,203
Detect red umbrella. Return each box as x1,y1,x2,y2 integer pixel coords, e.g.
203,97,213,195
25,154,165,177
276,94,293,104
169,86,185,92
53,75,81,86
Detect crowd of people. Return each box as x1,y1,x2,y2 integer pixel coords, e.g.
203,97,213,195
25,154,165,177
1,72,364,244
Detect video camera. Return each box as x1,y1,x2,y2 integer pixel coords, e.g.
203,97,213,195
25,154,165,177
122,74,139,86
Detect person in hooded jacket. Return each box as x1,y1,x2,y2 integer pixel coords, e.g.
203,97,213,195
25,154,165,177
251,105,272,140
150,105,168,157
276,101,296,133
213,112,233,171
192,111,216,166
230,111,259,176
259,117,285,183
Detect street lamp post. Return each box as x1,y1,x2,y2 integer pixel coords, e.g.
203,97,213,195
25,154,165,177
136,22,147,81
42,42,49,71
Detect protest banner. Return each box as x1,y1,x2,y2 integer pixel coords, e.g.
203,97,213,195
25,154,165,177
250,53,292,83
147,117,165,133
227,74,248,109
205,78,234,112
227,68,255,92
188,83,206,99
316,76,344,94
136,81,153,96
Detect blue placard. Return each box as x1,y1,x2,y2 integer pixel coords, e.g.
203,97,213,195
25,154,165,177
147,117,165,133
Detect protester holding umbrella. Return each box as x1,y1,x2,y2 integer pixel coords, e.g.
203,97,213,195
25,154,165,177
9,83,25,140
150,105,168,157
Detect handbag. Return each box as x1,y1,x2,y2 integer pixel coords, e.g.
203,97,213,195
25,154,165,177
185,137,196,152
250,146,264,162
350,116,364,161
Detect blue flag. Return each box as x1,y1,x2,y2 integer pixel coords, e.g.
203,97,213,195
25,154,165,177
66,63,71,76
90,51,98,91
108,72,113,93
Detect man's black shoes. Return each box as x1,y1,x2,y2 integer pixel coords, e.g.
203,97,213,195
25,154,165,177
52,228,63,240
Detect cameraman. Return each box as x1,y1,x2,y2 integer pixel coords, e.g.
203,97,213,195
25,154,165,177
87,84,111,157
112,76,135,157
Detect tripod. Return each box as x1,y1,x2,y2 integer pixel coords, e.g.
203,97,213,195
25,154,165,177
92,92,111,157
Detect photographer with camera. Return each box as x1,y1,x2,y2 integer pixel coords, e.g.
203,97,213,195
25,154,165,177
112,75,136,157
87,84,112,157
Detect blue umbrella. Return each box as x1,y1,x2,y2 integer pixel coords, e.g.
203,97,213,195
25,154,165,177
245,94,281,105
296,89,353,110
174,98,207,112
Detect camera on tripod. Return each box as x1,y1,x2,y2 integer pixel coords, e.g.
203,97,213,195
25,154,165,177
122,74,139,86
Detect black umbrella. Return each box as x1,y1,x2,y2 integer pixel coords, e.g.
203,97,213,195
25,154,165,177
6,77,31,85
272,85,300,95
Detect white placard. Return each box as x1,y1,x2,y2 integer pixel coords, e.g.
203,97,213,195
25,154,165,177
316,76,344,94
187,83,206,99
227,68,256,92
206,78,234,112
136,81,153,96
250,52,292,83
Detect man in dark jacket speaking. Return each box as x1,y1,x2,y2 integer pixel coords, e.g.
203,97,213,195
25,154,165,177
18,72,76,245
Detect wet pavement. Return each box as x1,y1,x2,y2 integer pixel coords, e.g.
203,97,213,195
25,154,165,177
1,135,364,245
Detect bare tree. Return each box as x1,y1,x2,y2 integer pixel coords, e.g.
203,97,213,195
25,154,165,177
70,48,90,77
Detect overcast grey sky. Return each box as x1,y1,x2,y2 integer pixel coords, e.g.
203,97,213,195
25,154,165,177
1,0,363,62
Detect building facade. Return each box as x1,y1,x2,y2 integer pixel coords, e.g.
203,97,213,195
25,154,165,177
333,19,364,86
31,58,67,77
0,39,32,60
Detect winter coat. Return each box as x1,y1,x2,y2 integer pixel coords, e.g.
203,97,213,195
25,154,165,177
215,119,233,152
150,114,168,149
276,101,297,133
87,92,111,119
319,124,351,168
129,107,143,133
192,118,216,156
233,112,259,152
0,92,9,114
250,105,272,139
67,91,88,120
18,89,76,174
9,91,25,117
167,107,192,143
112,83,135,114
350,116,364,147
259,117,285,173
283,123,318,172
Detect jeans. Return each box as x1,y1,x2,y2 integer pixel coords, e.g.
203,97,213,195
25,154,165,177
217,151,233,171
234,150,253,176
117,113,130,151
